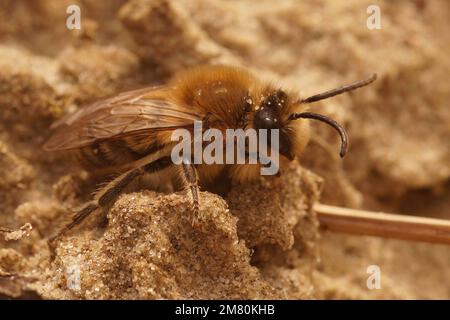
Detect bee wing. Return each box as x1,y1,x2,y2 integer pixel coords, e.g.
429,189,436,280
44,87,204,151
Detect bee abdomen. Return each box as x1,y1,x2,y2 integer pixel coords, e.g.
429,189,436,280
77,140,144,169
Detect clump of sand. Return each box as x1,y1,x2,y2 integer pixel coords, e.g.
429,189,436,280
32,165,320,299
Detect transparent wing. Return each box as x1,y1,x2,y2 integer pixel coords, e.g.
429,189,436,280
44,87,204,151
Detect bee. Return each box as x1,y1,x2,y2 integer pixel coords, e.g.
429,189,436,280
44,65,376,250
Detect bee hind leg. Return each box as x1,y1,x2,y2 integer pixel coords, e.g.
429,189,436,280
48,156,173,261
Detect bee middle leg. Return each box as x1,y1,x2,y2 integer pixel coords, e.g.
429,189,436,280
180,162,201,227
47,156,173,259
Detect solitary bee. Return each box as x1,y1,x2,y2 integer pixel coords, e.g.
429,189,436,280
45,65,376,249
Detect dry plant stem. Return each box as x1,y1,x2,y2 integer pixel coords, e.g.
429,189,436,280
315,204,450,245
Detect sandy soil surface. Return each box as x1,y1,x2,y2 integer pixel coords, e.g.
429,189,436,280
0,0,449,299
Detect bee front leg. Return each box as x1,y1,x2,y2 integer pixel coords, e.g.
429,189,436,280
180,162,201,228
48,156,173,260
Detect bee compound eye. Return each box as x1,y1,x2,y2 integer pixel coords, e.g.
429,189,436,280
254,109,278,130
254,91,286,130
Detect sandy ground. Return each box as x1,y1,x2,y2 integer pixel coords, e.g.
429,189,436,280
0,0,449,299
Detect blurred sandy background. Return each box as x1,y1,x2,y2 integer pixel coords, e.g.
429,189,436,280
0,0,449,299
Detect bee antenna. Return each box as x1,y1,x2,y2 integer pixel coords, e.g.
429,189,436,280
300,73,377,104
288,112,348,157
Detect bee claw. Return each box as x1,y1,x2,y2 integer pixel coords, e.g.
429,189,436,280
191,216,199,229
47,237,58,262
189,204,205,231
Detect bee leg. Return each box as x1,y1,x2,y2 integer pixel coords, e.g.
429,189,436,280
181,162,201,228
48,156,173,260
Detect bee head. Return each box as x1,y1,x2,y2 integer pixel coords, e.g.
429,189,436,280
251,73,377,160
